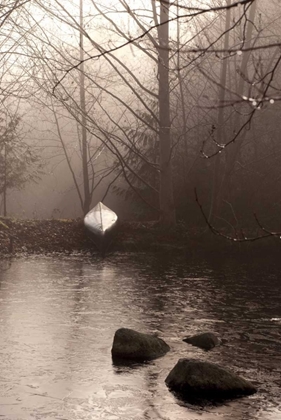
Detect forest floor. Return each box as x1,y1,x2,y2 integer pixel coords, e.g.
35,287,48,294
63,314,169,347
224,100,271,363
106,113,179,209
0,217,280,259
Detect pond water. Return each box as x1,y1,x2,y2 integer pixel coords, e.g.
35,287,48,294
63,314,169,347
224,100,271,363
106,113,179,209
0,252,280,420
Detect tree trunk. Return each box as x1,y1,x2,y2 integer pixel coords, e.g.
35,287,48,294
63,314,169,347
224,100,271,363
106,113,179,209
222,1,257,200
158,0,176,225
80,0,91,215
177,4,189,193
208,0,231,223
3,142,7,217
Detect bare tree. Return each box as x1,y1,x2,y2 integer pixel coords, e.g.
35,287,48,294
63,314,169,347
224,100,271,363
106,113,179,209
0,110,42,216
3,0,281,228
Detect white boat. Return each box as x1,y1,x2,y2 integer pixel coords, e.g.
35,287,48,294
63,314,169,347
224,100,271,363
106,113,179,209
84,202,118,254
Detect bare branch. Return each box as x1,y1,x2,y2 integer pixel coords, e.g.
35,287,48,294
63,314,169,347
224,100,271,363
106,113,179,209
195,188,281,242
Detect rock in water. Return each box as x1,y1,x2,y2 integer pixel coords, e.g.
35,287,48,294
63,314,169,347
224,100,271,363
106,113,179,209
165,359,257,401
183,332,220,350
112,328,170,361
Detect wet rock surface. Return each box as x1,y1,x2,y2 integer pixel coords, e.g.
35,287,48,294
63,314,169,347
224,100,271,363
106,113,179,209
183,332,221,350
165,358,257,402
112,327,170,361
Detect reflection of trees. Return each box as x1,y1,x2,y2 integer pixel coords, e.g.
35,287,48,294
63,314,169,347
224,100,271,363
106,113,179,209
117,253,214,336
112,356,169,420
202,256,281,321
112,253,280,417
0,256,279,418
0,257,12,277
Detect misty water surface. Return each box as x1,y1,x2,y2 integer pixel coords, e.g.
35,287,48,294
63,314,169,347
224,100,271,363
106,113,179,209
0,253,280,420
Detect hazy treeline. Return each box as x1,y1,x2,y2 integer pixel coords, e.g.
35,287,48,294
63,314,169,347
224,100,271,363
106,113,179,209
1,0,281,232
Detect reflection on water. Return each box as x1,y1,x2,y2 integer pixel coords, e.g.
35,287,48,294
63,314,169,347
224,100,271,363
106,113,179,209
0,253,280,419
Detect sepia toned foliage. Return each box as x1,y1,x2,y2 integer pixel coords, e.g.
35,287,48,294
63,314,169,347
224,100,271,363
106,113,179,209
0,112,43,216
1,0,281,236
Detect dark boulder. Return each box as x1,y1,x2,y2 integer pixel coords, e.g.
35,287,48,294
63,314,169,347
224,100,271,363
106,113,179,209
112,328,170,361
183,332,220,351
165,358,257,402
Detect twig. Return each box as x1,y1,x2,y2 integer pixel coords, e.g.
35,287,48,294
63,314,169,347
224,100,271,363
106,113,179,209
194,188,281,242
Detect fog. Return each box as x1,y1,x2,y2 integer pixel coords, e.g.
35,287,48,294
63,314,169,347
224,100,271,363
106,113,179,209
1,0,281,230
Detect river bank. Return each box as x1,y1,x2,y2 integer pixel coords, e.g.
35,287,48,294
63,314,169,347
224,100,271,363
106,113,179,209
0,217,280,257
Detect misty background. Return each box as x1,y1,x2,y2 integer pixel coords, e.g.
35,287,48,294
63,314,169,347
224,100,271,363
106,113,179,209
1,0,281,231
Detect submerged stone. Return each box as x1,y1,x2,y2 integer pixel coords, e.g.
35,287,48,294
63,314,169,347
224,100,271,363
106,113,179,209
111,327,170,361
165,358,257,402
183,332,220,350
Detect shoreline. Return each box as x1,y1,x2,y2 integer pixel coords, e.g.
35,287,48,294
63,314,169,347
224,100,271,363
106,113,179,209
0,217,280,258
